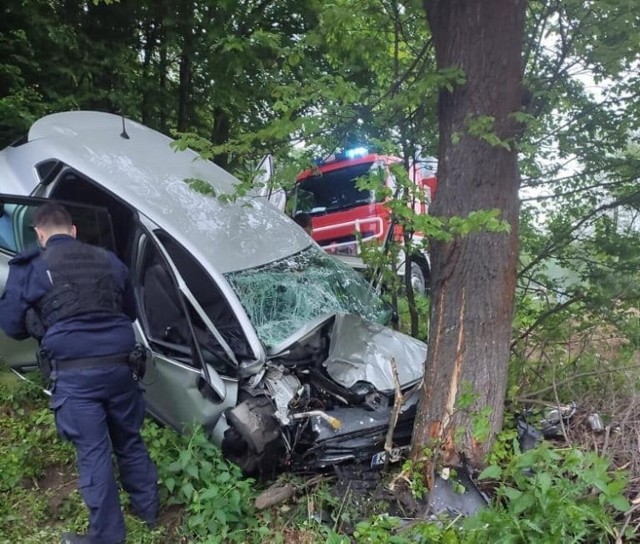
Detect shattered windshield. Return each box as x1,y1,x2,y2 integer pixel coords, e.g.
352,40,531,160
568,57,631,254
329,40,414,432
225,246,391,347
295,162,376,214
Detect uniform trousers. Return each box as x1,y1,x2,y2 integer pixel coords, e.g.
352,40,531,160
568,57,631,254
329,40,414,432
50,363,159,543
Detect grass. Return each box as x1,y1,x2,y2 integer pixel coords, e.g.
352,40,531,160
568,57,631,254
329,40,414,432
0,369,185,543
0,368,342,543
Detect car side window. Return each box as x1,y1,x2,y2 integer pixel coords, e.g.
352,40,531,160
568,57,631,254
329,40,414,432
48,168,135,265
0,195,116,258
139,240,192,350
0,203,38,254
155,231,250,358
138,236,239,375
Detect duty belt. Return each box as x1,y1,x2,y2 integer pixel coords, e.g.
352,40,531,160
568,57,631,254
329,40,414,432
56,353,130,371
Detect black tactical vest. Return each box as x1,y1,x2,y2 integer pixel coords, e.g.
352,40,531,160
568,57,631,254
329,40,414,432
37,241,123,328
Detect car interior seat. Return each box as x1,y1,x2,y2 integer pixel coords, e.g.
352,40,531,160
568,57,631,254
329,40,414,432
143,260,240,372
143,262,190,345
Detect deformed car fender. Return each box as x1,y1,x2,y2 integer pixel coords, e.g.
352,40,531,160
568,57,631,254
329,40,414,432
222,396,283,477
324,314,426,392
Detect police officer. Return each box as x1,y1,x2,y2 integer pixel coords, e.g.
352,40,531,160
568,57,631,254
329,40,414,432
0,203,158,544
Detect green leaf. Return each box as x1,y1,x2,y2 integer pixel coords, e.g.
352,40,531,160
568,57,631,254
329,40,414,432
537,472,552,495
514,450,538,469
511,491,535,515
502,486,522,501
181,482,195,500
186,463,199,479
478,465,502,480
608,494,630,512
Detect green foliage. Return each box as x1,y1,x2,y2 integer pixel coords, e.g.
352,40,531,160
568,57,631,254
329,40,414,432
354,514,404,543
485,426,520,468
451,114,514,151
141,422,257,543
350,442,628,544
353,512,465,543
0,405,73,491
446,209,511,239
185,178,216,197
514,0,640,375
470,406,493,443
399,450,432,500
0,368,631,544
0,377,73,492
2,2,640,538
449,384,493,446
0,373,182,542
0,372,258,542
471,443,629,543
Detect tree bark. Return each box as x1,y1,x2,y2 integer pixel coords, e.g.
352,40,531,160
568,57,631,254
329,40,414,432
412,0,526,469
177,0,194,132
211,106,230,169
158,25,168,133
177,49,193,132
140,18,156,126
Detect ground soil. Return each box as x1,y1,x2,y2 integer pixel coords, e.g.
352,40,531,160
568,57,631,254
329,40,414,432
33,463,78,517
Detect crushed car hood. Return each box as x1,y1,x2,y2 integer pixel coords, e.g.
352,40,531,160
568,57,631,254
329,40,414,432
267,313,426,393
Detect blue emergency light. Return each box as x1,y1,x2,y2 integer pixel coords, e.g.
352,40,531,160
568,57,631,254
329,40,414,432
345,147,368,159
314,147,369,165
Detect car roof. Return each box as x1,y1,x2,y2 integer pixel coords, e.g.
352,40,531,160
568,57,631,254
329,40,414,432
24,111,310,273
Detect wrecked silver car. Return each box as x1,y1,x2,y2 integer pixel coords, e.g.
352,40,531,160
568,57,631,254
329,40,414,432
0,111,426,475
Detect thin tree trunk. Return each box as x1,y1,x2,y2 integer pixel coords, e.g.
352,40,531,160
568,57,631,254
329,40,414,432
211,106,230,169
412,0,526,469
177,51,192,132
158,22,168,133
177,0,194,132
140,20,156,126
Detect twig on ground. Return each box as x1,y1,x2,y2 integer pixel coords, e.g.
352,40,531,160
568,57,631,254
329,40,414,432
551,359,571,446
615,501,640,544
333,481,351,534
384,357,404,472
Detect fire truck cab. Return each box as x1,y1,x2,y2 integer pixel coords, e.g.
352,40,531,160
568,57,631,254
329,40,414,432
291,148,437,294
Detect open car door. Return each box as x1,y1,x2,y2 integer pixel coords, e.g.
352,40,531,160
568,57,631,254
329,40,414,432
0,194,116,372
133,216,239,433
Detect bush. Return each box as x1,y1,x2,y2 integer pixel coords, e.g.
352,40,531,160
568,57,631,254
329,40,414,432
353,440,628,544
143,422,257,543
469,442,629,543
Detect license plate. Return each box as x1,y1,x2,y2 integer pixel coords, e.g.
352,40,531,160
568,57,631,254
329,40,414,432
370,445,410,467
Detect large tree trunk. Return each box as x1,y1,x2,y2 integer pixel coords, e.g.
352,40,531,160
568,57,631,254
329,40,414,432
411,0,526,469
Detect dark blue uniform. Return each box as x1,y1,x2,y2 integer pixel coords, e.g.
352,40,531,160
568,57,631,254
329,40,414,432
0,234,158,543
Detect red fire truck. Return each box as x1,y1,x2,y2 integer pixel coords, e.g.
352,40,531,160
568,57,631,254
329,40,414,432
290,148,437,294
